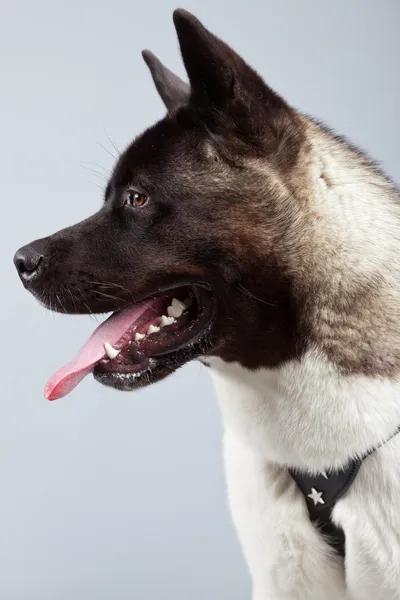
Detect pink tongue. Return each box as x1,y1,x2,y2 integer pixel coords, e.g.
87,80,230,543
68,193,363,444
44,302,151,401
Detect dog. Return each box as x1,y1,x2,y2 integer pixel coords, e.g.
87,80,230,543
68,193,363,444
14,9,400,600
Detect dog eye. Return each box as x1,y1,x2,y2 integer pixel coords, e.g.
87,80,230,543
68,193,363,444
125,190,148,208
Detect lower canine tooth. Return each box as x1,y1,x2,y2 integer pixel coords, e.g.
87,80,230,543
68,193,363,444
104,341,120,360
147,324,160,335
135,333,145,341
160,315,175,327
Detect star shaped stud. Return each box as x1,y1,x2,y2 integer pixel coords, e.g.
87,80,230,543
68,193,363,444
307,487,325,506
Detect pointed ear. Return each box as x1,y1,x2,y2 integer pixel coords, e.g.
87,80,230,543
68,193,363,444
172,10,293,146
142,50,190,110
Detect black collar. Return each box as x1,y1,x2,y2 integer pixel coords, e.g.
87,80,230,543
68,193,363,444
289,426,400,557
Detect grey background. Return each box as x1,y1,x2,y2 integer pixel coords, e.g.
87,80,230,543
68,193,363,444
1,0,399,598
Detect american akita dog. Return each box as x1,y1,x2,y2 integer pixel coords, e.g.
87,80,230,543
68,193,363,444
14,9,400,600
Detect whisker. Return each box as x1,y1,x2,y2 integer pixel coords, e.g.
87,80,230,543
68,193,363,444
81,166,108,181
84,310,102,324
81,161,109,173
92,287,160,316
238,284,276,307
97,141,117,161
91,281,132,295
103,128,121,157
67,289,78,313
55,293,68,314
92,290,125,303
73,288,102,322
87,180,104,190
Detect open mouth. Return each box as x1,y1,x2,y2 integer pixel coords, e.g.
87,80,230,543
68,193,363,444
44,284,215,400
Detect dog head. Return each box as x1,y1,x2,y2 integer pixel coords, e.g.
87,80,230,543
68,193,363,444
14,10,309,398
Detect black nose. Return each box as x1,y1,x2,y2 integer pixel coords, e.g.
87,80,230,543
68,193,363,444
14,242,45,284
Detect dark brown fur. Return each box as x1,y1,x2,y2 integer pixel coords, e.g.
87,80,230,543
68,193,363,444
14,10,399,391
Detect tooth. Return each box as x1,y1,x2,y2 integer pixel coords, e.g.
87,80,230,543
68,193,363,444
104,341,120,360
172,297,186,313
167,298,185,319
135,333,145,341
160,315,175,328
147,324,160,335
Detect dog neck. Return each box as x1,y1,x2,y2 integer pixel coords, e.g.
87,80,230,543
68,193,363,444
207,120,400,473
207,353,400,472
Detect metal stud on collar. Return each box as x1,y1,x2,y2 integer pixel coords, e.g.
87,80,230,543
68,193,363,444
307,487,325,506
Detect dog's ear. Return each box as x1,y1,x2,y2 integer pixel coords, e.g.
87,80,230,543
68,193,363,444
173,10,294,149
142,50,190,110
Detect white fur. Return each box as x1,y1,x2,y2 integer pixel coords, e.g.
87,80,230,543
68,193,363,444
208,355,400,599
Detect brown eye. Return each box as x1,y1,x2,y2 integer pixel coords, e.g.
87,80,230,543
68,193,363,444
125,190,148,208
